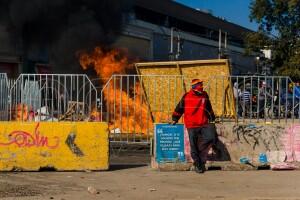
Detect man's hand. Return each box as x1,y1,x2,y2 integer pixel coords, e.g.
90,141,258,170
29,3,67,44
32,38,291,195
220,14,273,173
212,118,221,124
209,118,220,124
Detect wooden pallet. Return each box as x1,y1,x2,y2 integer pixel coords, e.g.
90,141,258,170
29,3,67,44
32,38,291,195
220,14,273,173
59,101,85,121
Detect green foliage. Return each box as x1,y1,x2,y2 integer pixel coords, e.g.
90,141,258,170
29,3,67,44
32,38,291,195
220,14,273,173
244,31,271,54
246,0,300,79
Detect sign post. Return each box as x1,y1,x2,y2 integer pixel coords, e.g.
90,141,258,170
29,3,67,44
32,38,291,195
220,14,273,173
155,123,185,163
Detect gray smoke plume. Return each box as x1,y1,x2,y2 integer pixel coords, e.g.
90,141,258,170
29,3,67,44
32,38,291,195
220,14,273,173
0,0,132,68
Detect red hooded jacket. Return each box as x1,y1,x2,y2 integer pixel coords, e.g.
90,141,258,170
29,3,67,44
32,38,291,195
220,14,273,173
172,89,215,128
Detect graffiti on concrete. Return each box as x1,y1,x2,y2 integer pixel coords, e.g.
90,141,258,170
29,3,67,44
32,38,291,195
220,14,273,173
232,124,283,151
0,123,59,149
65,132,84,157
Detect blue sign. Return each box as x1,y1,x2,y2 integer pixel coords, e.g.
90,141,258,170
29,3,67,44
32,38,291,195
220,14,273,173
155,123,185,163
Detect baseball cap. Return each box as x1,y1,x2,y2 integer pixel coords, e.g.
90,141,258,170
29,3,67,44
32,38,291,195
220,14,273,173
191,79,203,86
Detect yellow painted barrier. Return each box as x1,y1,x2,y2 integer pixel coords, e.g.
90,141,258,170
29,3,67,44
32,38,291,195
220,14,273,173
0,122,109,171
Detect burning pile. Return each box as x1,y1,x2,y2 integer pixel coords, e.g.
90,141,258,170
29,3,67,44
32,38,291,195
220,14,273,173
79,47,153,135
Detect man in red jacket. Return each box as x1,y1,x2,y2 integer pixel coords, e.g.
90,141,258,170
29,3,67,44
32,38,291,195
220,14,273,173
172,79,217,173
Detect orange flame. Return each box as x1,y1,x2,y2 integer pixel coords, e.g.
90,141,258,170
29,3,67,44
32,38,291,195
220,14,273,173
79,47,128,81
15,104,28,121
79,47,152,135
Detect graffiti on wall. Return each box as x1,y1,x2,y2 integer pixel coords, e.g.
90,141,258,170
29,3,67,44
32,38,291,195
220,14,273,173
65,133,84,157
232,124,283,151
0,122,109,171
0,123,60,149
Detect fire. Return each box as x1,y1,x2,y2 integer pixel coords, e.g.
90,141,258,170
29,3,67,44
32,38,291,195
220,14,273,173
105,84,151,134
79,47,153,135
14,104,37,121
90,108,101,122
15,104,28,121
79,47,127,81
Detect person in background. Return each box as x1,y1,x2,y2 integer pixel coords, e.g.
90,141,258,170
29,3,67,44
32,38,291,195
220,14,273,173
294,82,300,117
233,82,242,116
258,81,268,118
294,81,300,100
171,79,217,173
241,84,251,117
233,82,241,100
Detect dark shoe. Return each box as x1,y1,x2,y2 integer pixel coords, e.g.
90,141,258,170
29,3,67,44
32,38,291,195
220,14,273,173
194,163,206,173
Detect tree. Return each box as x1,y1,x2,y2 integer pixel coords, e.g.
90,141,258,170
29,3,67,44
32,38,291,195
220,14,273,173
246,0,300,80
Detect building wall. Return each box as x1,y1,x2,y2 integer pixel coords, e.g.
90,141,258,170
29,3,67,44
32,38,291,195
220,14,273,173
112,34,151,60
229,52,256,75
0,25,15,55
122,20,257,74
152,33,218,61
0,17,256,77
0,25,21,78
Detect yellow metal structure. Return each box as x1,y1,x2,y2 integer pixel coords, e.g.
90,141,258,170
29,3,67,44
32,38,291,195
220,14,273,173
0,122,109,171
135,59,236,118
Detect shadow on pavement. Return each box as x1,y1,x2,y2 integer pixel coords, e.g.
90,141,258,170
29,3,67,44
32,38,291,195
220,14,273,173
109,164,148,171
109,143,151,171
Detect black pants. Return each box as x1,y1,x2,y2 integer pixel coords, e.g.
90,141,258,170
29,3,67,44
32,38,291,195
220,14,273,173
187,123,217,165
258,99,265,118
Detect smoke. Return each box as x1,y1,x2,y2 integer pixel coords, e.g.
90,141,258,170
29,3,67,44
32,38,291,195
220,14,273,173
0,0,132,66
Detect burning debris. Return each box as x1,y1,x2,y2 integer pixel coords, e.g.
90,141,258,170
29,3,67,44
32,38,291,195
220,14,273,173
79,47,153,135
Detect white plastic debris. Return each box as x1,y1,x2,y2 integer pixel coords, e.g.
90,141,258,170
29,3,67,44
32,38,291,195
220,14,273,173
87,186,98,195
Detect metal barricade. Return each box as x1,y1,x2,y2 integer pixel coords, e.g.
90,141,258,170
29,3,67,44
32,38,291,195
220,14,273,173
0,73,9,121
101,74,298,145
209,75,296,124
100,74,189,144
9,74,98,122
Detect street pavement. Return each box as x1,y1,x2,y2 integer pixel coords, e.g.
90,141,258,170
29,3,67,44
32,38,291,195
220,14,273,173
1,166,300,200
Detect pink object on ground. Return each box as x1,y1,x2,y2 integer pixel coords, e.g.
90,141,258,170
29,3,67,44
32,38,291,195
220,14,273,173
270,162,297,170
281,125,300,162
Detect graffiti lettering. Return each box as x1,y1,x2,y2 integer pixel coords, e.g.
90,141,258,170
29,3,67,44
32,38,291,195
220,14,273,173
0,123,59,149
233,124,283,151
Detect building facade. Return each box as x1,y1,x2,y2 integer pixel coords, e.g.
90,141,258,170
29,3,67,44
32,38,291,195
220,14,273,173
0,0,256,77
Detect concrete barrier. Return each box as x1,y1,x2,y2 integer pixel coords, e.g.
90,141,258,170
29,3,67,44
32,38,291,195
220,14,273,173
215,122,298,165
152,122,300,170
0,122,109,171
